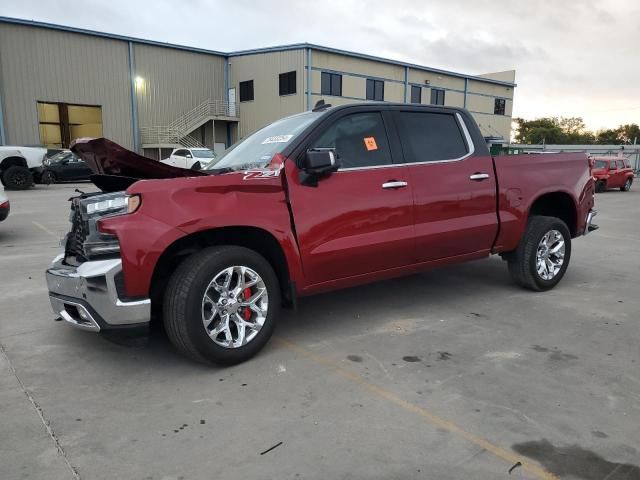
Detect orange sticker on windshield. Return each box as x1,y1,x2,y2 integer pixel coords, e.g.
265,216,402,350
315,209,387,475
364,137,378,151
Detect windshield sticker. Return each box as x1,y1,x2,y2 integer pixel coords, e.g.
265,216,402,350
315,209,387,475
364,137,378,151
243,169,281,180
261,135,293,144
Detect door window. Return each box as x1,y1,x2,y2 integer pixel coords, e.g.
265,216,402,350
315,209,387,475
396,111,468,163
309,112,392,169
616,160,625,169
173,149,188,157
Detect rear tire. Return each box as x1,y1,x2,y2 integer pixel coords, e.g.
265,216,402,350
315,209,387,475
507,216,572,291
621,178,632,192
163,246,280,365
2,166,33,190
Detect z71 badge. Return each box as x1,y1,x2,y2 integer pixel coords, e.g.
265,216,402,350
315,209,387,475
242,169,281,180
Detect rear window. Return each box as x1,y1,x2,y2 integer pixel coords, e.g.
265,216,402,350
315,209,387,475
396,112,468,163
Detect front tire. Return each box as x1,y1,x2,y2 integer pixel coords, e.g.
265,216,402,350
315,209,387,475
595,180,606,193
507,216,572,291
163,246,280,365
41,170,56,185
621,178,632,192
2,166,33,190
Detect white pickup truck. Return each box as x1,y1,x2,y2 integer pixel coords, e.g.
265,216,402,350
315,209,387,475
0,146,47,189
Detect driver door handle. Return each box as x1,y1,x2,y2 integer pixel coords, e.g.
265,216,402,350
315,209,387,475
382,181,408,189
469,173,490,181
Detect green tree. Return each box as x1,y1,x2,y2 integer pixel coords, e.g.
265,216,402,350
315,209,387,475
596,128,620,144
617,124,640,144
514,117,564,144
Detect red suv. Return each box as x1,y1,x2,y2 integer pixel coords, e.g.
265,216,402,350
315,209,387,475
592,157,634,192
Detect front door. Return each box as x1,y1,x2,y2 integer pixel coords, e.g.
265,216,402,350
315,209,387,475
392,109,499,262
287,110,415,285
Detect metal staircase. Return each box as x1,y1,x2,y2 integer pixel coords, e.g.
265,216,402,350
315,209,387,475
140,99,238,148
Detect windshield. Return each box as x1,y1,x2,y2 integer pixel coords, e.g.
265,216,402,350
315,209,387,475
192,149,216,159
594,160,608,169
49,151,73,163
205,111,324,171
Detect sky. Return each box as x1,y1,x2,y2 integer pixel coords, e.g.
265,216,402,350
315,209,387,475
1,0,638,131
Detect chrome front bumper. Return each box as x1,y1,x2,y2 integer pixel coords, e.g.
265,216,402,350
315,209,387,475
46,254,150,332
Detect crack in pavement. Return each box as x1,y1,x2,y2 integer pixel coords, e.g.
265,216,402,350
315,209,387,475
0,342,81,479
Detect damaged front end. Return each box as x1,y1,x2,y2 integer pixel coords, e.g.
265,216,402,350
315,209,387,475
46,138,193,332
71,137,207,192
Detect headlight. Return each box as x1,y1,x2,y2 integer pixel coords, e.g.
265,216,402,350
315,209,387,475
43,158,50,167
86,194,140,215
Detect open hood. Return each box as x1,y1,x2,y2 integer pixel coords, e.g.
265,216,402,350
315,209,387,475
71,138,206,192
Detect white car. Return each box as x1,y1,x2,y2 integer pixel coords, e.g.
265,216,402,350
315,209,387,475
0,146,48,190
161,148,218,170
0,183,9,222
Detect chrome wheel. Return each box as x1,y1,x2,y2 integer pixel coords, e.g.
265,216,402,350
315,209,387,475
201,266,268,348
536,229,565,280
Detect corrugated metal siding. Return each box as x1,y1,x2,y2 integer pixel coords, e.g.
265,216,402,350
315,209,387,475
229,49,305,138
133,44,225,126
0,23,132,147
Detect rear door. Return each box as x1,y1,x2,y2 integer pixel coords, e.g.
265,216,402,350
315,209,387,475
287,109,415,285
392,108,498,262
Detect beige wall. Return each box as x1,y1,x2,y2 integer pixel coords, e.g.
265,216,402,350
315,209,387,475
229,49,306,138
0,23,133,148
133,44,225,127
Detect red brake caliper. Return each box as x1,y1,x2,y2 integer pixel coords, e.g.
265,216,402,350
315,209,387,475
242,288,253,321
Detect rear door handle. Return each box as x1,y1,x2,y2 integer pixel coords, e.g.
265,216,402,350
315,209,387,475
469,173,490,181
382,181,408,189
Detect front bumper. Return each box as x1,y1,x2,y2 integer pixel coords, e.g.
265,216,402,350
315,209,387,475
46,254,150,332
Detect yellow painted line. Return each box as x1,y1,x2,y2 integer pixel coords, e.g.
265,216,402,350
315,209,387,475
274,336,557,480
32,221,58,239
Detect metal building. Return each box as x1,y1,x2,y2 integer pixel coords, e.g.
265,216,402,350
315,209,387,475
0,16,516,159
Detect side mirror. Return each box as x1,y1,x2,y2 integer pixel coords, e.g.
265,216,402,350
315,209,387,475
304,148,338,171
300,148,339,187
185,154,192,159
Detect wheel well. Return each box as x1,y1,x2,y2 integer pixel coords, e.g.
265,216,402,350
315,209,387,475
0,156,28,173
528,192,577,236
150,227,293,315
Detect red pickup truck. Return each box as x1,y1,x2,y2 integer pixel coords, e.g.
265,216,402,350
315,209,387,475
46,104,597,365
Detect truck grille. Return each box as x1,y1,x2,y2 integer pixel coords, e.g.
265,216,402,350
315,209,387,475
64,199,88,265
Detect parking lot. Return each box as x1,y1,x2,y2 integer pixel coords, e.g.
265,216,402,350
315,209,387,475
1,183,639,480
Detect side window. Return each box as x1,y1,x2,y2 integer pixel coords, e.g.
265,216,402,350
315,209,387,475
310,112,392,169
616,160,625,169
174,149,187,157
624,159,631,168
494,98,506,115
396,111,468,163
366,79,384,101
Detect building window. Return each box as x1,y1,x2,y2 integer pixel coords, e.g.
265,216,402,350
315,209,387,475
239,80,254,102
410,85,422,104
321,72,342,96
37,102,102,148
494,98,506,115
430,88,445,105
279,71,296,96
366,79,384,101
